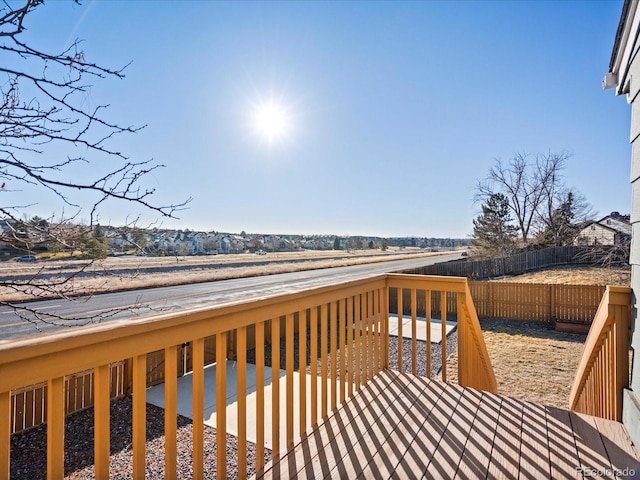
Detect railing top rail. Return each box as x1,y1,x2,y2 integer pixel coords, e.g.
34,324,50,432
386,273,468,293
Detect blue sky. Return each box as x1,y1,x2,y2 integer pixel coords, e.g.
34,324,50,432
21,0,630,238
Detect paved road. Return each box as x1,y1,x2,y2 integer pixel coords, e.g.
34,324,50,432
0,253,460,341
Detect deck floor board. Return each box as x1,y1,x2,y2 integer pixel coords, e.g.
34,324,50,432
255,370,640,480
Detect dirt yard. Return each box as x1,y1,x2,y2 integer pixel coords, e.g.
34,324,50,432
446,319,586,409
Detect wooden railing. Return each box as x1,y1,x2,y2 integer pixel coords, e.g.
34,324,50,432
392,281,607,325
387,274,497,392
0,274,495,478
10,280,605,434
569,286,631,421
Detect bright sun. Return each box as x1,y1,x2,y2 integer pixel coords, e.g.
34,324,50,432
253,102,290,143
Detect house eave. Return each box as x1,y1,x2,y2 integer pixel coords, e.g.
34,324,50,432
605,0,640,96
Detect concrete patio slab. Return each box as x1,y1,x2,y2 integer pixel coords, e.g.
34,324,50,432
146,314,456,453
387,315,457,344
147,362,337,453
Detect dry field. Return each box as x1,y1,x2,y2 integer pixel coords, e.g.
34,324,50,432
449,266,631,409
0,248,448,302
490,265,631,286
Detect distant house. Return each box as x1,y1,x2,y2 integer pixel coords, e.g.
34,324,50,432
575,212,631,246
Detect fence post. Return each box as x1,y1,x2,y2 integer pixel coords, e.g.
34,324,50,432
549,285,555,323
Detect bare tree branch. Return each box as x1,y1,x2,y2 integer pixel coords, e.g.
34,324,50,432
0,1,191,331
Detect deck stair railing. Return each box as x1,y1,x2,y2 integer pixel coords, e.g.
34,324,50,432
0,274,495,479
569,286,632,421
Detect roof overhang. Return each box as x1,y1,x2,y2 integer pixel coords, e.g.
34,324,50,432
605,0,640,97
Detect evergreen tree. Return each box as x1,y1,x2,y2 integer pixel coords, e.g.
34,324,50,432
93,224,105,243
472,193,519,257
540,191,580,247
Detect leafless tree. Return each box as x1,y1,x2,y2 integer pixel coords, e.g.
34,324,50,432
476,151,590,248
0,1,189,325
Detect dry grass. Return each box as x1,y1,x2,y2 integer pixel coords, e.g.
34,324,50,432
0,248,450,302
490,265,630,286
447,320,585,409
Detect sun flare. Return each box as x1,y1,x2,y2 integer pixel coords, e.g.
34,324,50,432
253,102,291,143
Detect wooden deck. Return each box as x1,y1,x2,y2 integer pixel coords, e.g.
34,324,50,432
255,370,640,479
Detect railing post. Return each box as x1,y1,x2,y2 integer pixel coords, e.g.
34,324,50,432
164,346,178,479
192,337,205,479
383,282,389,369
255,322,265,470
286,313,294,448
237,327,247,479
132,354,147,479
457,290,466,386
47,376,65,480
271,317,281,457
94,364,111,478
0,391,9,480
216,332,228,478
613,295,631,421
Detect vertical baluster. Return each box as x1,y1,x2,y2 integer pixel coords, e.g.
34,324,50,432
441,291,447,382
132,354,147,479
216,332,227,478
299,311,307,437
339,299,347,403
310,308,318,427
237,326,247,479
47,376,65,480
363,292,369,383
94,364,110,478
286,313,294,447
330,302,338,410
347,297,354,397
256,322,265,470
397,288,403,373
373,289,380,374
192,337,205,478
383,285,389,369
368,290,374,381
165,346,178,479
411,288,417,376
0,391,9,480
320,304,328,417
607,334,615,419
426,290,432,378
355,294,362,390
271,317,280,456
604,341,609,418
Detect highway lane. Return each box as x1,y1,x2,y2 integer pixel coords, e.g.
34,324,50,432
0,253,460,341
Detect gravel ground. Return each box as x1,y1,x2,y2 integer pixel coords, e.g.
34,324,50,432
10,397,270,479
11,328,456,479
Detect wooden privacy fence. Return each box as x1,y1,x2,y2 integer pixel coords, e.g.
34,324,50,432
469,282,606,324
406,246,625,279
0,273,496,479
390,281,606,325
10,361,126,434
